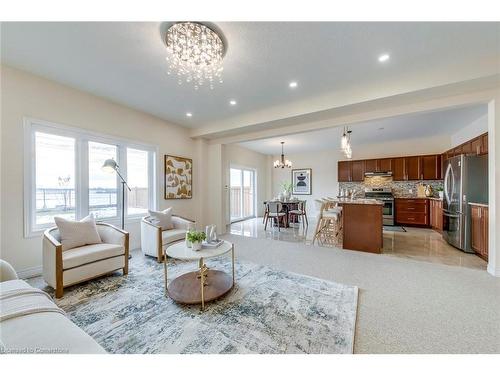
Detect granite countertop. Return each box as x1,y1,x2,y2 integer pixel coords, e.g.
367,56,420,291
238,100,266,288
333,198,384,205
394,196,443,200
468,202,489,208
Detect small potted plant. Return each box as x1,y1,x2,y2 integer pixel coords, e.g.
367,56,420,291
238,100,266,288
436,186,444,199
280,181,293,201
187,230,206,251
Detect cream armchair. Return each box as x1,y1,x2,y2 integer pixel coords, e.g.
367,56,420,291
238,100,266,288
141,215,194,262
43,223,129,298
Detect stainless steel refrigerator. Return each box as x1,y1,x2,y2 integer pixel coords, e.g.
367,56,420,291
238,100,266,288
442,154,488,252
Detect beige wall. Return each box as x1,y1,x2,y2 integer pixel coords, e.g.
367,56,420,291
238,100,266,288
0,65,199,275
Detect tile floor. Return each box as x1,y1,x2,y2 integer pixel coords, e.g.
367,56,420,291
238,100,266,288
228,217,487,270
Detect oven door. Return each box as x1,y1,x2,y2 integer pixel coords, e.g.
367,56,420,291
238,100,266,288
382,200,394,225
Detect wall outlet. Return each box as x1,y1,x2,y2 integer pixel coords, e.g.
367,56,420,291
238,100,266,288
409,189,413,194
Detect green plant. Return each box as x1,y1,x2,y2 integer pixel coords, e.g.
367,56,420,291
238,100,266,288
187,230,206,243
280,181,293,193
436,186,444,192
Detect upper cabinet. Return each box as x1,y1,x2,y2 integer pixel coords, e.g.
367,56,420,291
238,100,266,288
481,133,488,154
351,160,365,181
421,155,441,180
364,159,377,173
379,158,393,172
393,158,406,180
442,132,488,160
405,156,421,180
338,161,351,182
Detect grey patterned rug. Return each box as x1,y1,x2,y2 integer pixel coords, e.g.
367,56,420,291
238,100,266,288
29,253,358,354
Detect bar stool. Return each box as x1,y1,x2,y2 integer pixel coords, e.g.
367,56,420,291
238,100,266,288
313,201,343,246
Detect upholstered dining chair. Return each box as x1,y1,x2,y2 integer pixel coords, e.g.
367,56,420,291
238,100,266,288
264,202,286,231
288,200,308,228
43,223,129,298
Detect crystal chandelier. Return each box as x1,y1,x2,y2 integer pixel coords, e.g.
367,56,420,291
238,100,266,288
165,22,225,90
274,142,293,168
341,126,353,159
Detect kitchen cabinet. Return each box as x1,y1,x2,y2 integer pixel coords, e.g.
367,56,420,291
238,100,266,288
393,158,406,181
429,199,443,231
481,133,488,155
338,161,351,182
421,155,441,180
405,156,421,180
351,160,365,182
379,158,393,172
471,204,488,261
364,159,377,173
470,137,481,155
395,198,429,226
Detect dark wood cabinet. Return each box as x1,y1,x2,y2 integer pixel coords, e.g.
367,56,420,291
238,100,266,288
364,159,377,173
470,137,481,155
379,158,392,172
471,205,488,261
393,158,406,181
405,156,421,180
429,199,443,231
338,161,351,182
481,133,488,155
395,198,429,226
351,160,365,182
421,155,441,180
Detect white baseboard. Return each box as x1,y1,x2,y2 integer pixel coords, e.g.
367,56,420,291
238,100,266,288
16,265,43,279
487,264,500,277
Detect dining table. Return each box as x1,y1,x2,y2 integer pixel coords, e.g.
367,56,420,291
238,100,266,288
263,200,301,228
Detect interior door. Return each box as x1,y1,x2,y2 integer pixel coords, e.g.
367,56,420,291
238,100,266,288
230,167,256,223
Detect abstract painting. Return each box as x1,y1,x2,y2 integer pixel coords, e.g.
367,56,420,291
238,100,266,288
292,168,312,195
164,155,192,199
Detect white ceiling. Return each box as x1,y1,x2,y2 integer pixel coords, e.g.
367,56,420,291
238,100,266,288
238,104,487,155
1,22,498,129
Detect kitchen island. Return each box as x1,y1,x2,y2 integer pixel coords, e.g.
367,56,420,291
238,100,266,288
335,199,384,254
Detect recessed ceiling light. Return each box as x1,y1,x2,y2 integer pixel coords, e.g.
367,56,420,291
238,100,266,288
289,81,298,88
186,112,192,117
378,54,390,62
229,100,237,106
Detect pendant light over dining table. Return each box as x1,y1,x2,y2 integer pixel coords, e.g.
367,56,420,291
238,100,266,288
274,142,293,168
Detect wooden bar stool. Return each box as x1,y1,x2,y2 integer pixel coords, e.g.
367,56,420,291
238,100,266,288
313,202,343,246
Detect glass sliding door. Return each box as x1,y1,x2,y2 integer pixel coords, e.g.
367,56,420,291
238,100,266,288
230,167,256,222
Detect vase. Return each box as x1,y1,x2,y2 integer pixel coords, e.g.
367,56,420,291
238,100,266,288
438,191,444,199
185,233,192,248
425,185,433,197
192,241,202,251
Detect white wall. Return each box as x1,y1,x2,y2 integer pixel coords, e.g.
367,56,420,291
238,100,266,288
223,144,271,222
450,113,488,147
0,65,199,275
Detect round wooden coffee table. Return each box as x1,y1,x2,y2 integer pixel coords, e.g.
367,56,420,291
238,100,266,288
163,240,235,311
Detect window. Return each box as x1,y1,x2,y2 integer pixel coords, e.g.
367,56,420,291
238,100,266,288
25,118,157,236
35,132,76,225
88,142,118,219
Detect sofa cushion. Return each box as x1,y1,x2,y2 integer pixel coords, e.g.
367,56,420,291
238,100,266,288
148,208,174,230
54,214,102,251
161,229,187,246
63,243,124,270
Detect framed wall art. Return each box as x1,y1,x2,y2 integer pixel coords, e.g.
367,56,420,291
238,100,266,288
291,168,312,195
164,155,192,199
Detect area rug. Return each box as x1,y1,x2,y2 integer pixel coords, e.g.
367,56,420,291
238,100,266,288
29,253,358,354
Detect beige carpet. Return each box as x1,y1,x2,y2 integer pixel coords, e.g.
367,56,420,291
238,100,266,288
221,234,500,353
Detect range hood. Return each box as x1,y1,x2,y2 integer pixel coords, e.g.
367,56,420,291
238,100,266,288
364,171,393,177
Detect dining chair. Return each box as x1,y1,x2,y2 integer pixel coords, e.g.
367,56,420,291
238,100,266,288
264,201,286,231
288,200,308,228
262,201,269,223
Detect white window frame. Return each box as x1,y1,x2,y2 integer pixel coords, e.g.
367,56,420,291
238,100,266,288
229,164,257,223
24,117,158,237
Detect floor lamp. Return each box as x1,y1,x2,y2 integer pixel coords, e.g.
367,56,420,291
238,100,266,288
102,159,132,259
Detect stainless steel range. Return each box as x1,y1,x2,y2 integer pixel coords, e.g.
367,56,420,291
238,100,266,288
364,187,394,226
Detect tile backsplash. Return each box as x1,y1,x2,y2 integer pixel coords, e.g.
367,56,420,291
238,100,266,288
339,176,444,198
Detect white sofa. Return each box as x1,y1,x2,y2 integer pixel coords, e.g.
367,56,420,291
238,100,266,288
43,222,129,298
141,215,194,262
0,259,105,354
